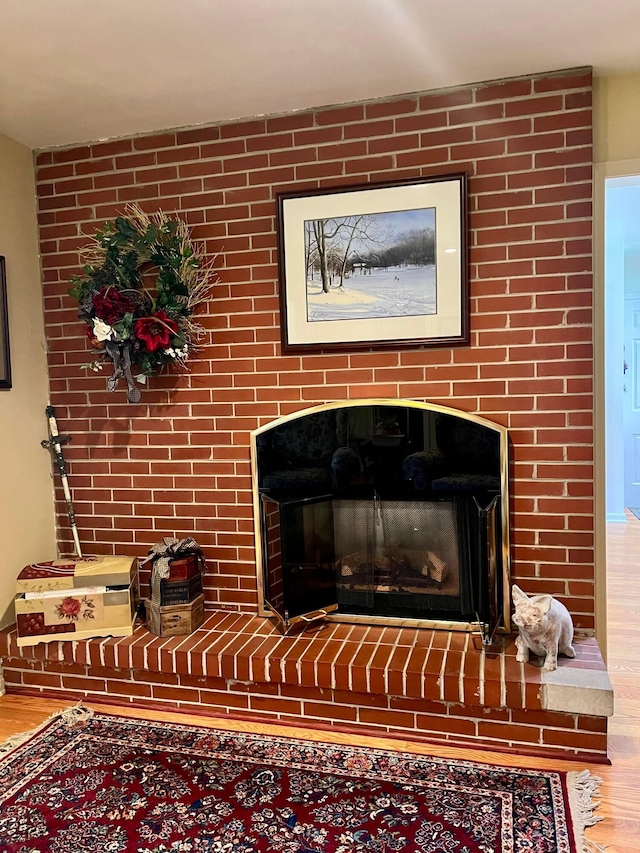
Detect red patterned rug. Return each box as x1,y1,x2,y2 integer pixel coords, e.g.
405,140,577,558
0,705,603,853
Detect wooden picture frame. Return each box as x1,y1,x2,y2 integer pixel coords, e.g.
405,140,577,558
0,257,11,389
276,173,468,353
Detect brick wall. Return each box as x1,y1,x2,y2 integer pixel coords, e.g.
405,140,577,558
35,68,595,628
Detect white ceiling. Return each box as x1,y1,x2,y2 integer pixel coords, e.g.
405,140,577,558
1,0,639,150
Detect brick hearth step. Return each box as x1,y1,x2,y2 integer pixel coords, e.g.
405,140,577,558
0,611,612,761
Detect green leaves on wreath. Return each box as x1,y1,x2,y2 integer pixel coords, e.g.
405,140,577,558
70,264,115,302
138,352,158,377
115,217,138,237
112,312,134,341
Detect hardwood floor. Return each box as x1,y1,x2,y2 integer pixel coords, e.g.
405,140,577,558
2,516,640,851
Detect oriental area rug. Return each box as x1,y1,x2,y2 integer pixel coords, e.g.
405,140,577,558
0,705,603,853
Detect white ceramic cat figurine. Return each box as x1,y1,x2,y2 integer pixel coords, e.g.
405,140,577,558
512,584,575,671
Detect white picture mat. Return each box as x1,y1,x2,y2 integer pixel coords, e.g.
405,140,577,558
281,179,464,347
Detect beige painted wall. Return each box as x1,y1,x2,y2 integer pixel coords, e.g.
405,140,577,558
0,132,56,628
594,71,640,163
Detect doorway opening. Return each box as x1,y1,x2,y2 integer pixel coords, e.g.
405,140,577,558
604,174,640,522
601,168,640,736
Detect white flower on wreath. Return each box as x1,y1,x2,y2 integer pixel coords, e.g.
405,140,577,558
93,317,116,341
164,344,189,359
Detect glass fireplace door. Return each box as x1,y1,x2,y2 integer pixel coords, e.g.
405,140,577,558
260,493,338,628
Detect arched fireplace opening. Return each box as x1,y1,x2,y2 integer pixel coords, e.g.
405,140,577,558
251,400,510,638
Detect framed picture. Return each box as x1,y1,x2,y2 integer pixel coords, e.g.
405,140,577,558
0,257,11,389
276,173,468,353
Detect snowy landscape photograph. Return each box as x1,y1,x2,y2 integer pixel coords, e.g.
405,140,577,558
304,208,437,322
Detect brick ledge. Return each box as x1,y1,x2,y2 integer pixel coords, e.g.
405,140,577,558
0,610,610,717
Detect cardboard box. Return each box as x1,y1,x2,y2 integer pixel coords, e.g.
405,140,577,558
14,556,138,647
144,594,205,637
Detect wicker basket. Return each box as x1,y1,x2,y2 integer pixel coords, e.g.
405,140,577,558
144,593,205,637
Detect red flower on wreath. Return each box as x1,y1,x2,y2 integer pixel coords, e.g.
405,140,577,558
134,310,179,352
92,287,135,325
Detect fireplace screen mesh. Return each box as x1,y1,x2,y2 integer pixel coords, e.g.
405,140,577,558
334,498,472,617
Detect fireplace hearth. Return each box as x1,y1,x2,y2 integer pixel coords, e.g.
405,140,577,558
251,401,510,637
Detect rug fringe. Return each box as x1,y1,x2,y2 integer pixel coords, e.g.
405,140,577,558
0,701,93,759
567,769,606,852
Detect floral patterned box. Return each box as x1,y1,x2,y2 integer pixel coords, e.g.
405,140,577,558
14,556,138,647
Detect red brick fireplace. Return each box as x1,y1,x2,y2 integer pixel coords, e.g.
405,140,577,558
1,66,607,759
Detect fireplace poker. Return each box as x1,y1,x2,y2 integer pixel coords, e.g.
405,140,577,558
41,405,83,557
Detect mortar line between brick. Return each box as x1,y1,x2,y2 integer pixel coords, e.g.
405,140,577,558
170,633,197,672
364,632,386,694
7,627,18,657
149,637,175,672
458,633,470,704
213,614,247,634
98,637,110,668
200,633,228,678
418,632,436,699
438,633,453,701
399,630,421,696
382,630,402,695
215,630,248,677
134,633,157,671
233,630,268,682
347,627,372,692
294,637,308,683
248,634,280,683
329,624,356,690
500,650,507,708
325,625,361,687
278,630,308,683
311,631,332,687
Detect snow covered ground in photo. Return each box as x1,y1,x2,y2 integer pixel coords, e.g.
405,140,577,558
306,264,436,322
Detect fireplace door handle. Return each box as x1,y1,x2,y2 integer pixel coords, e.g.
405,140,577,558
298,609,329,623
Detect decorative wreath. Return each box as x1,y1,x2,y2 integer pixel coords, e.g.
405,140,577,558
69,204,216,403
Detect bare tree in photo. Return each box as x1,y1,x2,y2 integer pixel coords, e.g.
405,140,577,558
304,221,320,283
306,214,392,293
311,219,339,293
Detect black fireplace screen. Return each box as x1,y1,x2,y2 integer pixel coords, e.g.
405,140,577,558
254,402,508,632
260,491,496,627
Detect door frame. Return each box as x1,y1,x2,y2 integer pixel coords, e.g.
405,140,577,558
595,157,640,659
623,294,640,507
